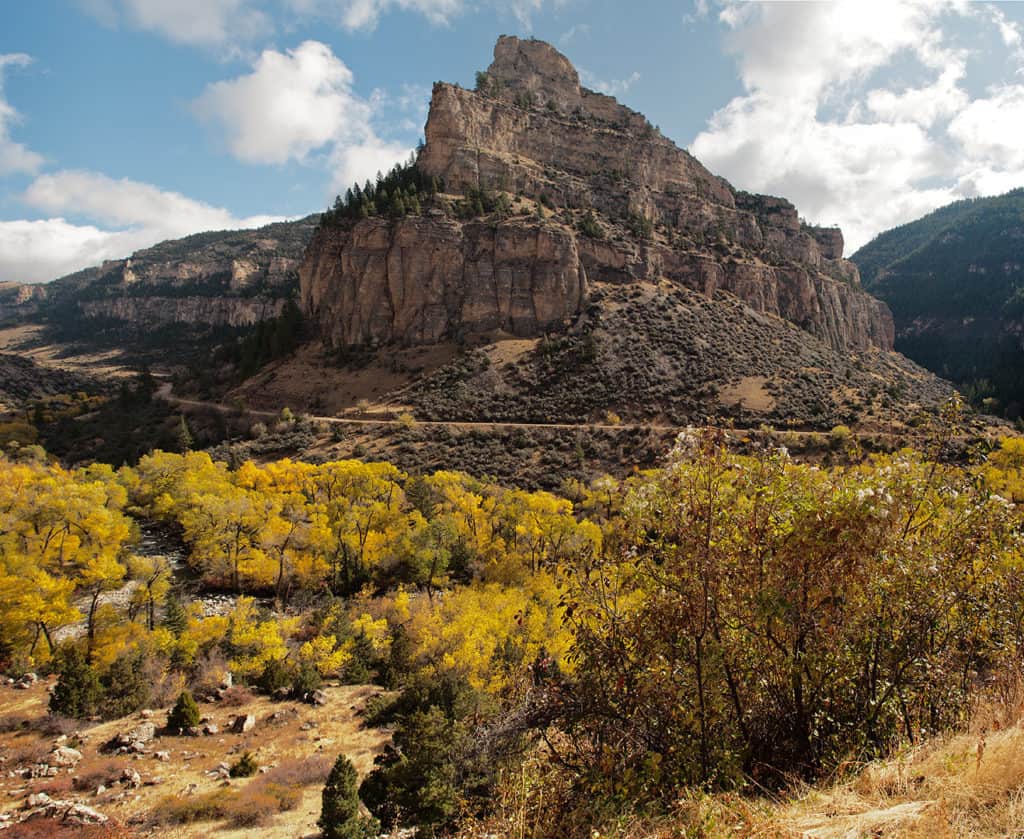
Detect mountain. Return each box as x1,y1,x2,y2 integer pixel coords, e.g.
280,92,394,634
286,36,950,431
0,216,320,361
852,188,1024,416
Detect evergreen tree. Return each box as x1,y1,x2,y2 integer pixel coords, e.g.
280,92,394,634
163,592,187,637
177,415,193,453
320,754,379,839
167,689,201,732
102,648,152,718
49,646,102,719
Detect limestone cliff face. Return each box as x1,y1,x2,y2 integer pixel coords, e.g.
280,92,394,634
0,282,48,323
78,296,288,329
31,216,318,332
302,217,587,346
301,36,894,353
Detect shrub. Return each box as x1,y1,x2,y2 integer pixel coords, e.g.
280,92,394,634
563,430,1024,798
219,685,255,707
264,755,334,787
151,789,233,825
167,689,201,732
50,646,102,719
830,424,853,448
222,782,302,827
578,210,604,239
230,750,260,778
73,760,127,792
321,754,379,839
257,657,293,695
291,662,323,697
102,649,152,719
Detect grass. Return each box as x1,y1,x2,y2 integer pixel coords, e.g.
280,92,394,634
149,754,334,829
457,686,1024,838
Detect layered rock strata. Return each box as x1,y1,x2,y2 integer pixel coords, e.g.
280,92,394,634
302,36,893,353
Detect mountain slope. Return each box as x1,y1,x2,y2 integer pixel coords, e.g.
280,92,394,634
286,36,950,431
852,189,1024,415
1,216,319,364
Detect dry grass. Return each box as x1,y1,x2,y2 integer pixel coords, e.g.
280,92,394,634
459,686,1024,839
0,677,389,839
756,686,1024,838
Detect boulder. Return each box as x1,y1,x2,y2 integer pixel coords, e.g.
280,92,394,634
231,714,256,734
48,747,82,768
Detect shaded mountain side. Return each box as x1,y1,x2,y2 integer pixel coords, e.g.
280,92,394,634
1,216,320,367
852,188,1024,416
0,353,104,412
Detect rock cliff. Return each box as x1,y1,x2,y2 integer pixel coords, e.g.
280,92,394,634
301,36,893,354
17,216,319,335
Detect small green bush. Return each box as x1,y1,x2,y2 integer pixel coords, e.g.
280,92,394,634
167,689,201,732
230,751,260,778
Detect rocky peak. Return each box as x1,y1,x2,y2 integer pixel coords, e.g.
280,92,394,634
486,35,582,108
302,37,894,355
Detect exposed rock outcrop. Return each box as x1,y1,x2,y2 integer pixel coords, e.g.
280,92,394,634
302,217,587,346
11,216,319,334
301,36,893,354
78,296,288,329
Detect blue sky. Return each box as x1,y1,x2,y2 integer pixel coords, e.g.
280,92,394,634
2,0,1024,283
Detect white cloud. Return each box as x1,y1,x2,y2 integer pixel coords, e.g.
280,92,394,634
559,23,589,45
690,0,1024,253
0,54,44,177
0,219,154,285
193,41,411,192
193,41,369,166
291,0,463,31
948,85,1024,172
79,0,270,48
580,69,641,98
83,0,562,44
2,171,281,284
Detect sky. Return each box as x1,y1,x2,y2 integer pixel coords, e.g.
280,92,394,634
2,0,1024,283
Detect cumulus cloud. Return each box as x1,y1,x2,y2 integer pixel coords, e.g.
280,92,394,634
193,41,412,191
0,54,44,177
690,0,1024,253
2,171,281,284
79,0,270,48
83,0,562,44
579,69,642,98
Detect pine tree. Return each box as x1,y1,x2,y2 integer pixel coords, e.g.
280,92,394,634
177,415,193,453
163,592,187,637
167,689,201,732
320,754,378,839
50,646,102,719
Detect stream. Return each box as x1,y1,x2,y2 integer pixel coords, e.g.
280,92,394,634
53,518,273,643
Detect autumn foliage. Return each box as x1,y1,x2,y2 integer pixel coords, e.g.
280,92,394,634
4,424,1024,835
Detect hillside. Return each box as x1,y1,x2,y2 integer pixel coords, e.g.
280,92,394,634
0,216,319,365
852,189,1024,416
271,36,950,432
